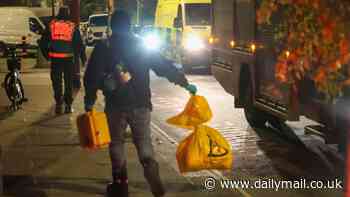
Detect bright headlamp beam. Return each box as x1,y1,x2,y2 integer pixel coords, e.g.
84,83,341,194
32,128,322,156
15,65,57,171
184,35,205,51
143,33,161,50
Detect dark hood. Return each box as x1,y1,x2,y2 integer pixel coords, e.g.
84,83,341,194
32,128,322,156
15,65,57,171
110,9,131,35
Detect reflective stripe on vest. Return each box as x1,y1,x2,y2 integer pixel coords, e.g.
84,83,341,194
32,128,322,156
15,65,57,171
50,20,75,42
48,52,73,58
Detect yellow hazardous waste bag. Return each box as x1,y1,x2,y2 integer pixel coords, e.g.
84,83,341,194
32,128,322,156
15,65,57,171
77,109,111,150
176,125,233,173
166,95,212,129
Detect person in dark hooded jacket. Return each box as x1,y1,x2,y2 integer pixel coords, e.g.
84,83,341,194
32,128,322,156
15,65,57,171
84,10,197,197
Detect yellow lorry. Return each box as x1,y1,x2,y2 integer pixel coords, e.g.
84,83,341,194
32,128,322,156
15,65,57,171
154,0,212,72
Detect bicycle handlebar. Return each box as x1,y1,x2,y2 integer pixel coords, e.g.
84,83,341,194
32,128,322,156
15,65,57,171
0,41,31,58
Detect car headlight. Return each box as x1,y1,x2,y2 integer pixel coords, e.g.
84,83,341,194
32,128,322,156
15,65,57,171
184,35,205,51
143,33,161,50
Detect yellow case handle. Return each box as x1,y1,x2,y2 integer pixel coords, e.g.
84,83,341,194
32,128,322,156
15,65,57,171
88,108,96,115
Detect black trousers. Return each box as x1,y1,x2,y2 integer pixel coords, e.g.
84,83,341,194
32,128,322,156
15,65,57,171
50,58,74,106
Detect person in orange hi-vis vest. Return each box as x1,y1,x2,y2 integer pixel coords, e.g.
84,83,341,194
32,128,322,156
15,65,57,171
39,6,86,114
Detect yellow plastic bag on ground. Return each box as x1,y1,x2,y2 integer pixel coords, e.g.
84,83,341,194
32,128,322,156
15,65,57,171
176,125,233,173
166,95,212,129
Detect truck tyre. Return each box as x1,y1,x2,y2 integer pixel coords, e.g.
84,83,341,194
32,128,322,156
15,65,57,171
335,98,349,155
242,73,286,129
243,79,269,128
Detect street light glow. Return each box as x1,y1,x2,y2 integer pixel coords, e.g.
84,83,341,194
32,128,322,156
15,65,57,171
250,43,256,52
285,50,290,58
209,37,214,44
230,40,235,48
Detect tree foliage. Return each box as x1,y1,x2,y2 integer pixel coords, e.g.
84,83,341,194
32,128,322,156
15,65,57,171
257,0,350,101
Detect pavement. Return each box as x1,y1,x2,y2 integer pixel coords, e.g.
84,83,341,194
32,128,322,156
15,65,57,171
0,68,240,197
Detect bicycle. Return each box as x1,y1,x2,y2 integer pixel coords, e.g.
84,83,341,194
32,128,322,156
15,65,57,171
0,42,28,111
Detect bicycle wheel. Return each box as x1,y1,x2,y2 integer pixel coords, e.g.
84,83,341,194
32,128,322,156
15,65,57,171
4,73,24,103
4,73,13,101
15,78,25,104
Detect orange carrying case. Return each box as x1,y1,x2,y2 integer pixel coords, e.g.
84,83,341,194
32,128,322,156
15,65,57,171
77,109,111,150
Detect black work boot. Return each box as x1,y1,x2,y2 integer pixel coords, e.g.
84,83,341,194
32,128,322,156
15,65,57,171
64,104,74,114
55,104,63,115
106,181,128,197
107,166,128,197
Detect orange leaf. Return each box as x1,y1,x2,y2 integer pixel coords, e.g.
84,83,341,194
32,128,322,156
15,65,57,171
322,26,333,42
303,57,311,70
328,61,340,71
340,38,349,56
314,68,326,84
256,10,263,24
312,0,320,9
342,79,350,87
341,53,350,64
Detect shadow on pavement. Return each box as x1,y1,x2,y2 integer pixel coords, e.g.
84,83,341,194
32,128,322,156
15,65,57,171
3,175,47,197
3,175,104,196
130,180,196,193
0,107,56,138
2,104,82,195
253,122,344,180
3,174,197,196
0,105,14,121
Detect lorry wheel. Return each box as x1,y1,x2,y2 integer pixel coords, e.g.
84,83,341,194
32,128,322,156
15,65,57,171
267,117,286,131
338,129,346,156
243,81,269,128
242,77,286,129
244,106,267,128
335,98,349,156
244,94,287,130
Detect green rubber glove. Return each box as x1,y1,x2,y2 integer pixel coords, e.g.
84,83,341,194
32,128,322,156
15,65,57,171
185,84,197,95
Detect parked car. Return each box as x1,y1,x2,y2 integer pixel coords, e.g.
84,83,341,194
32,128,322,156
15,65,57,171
0,7,45,57
86,14,108,46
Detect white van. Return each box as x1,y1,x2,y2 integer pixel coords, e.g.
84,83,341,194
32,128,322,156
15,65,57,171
0,7,45,55
86,14,108,45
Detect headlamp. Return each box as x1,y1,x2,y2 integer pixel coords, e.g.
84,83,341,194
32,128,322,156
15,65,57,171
184,35,205,51
143,33,161,50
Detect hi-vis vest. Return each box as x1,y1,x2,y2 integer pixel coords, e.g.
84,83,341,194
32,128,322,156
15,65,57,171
49,19,75,58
